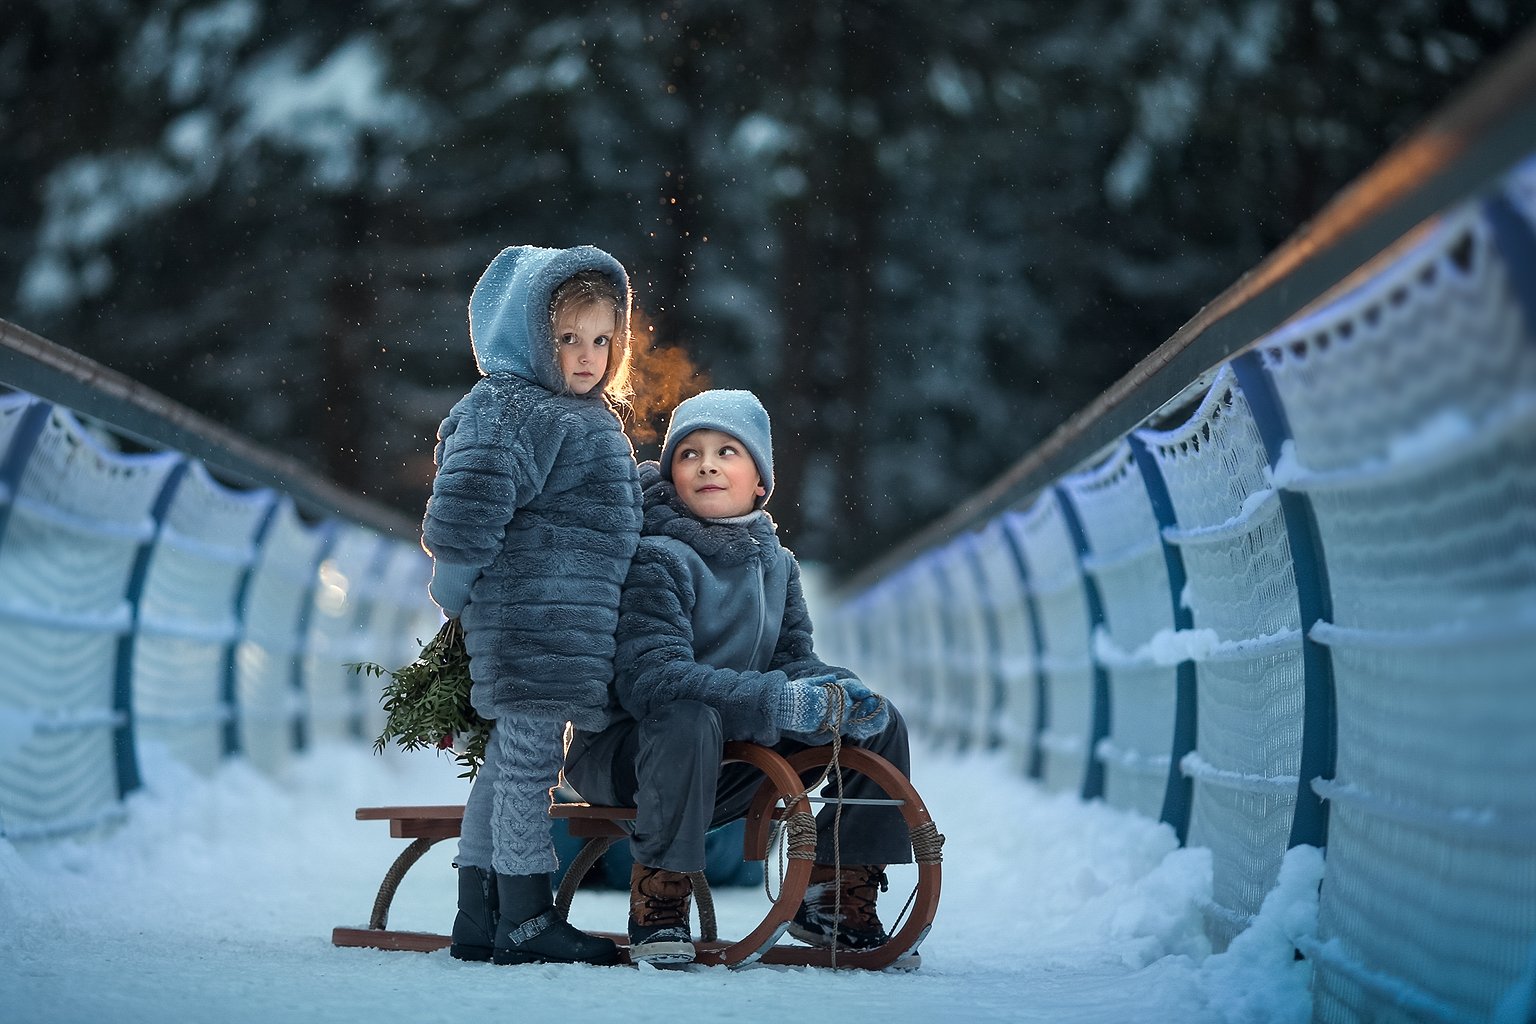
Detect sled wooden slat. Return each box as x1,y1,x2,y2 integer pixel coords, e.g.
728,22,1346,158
355,805,465,820
355,805,466,841
330,742,941,971
331,926,451,953
549,803,636,839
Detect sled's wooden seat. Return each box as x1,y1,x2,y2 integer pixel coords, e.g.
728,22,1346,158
331,742,942,970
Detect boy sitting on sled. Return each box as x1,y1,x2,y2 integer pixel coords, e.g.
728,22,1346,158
563,390,917,965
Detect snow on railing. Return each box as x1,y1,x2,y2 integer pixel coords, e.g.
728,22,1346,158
0,385,438,844
823,88,1536,1024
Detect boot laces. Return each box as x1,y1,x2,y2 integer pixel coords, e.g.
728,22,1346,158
633,867,692,929
837,866,888,929
806,865,887,929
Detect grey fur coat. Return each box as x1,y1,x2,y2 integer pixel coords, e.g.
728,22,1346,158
421,245,642,729
609,462,854,744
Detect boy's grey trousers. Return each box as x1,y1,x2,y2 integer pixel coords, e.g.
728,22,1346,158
563,699,915,874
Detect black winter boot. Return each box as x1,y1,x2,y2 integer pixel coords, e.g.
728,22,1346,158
493,872,621,966
450,866,499,962
789,864,891,951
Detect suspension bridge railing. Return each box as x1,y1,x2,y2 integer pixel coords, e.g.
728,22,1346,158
824,29,1536,1024
0,320,438,843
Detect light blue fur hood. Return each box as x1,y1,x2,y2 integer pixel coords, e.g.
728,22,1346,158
468,244,630,393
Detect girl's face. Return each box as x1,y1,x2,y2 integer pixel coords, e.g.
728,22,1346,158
555,301,616,395
670,429,765,518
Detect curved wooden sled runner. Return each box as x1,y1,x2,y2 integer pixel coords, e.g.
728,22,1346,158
331,742,942,969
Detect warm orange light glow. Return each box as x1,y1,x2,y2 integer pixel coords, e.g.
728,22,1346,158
624,305,708,447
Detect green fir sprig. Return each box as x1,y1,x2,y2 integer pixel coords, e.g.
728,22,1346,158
350,617,490,779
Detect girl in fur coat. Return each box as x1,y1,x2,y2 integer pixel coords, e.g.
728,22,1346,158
422,244,642,967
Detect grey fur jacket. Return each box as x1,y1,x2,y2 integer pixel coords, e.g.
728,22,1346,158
607,461,855,744
421,245,642,729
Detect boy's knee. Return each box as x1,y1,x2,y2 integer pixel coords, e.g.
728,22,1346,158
643,700,722,743
859,701,910,754
636,702,725,794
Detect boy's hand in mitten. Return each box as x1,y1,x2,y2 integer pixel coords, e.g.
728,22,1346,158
776,676,843,735
838,678,890,740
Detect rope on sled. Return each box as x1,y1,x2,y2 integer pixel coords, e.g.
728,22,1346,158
761,682,888,969
911,821,945,864
370,836,440,931
687,870,718,943
883,821,946,941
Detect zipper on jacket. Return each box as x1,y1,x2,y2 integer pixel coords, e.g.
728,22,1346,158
749,554,767,667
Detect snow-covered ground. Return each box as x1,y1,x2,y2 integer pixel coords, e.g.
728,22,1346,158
0,738,1319,1024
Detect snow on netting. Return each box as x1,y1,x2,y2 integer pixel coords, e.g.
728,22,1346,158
1135,367,1306,953
1059,440,1178,822
297,528,433,746
898,555,958,745
931,536,999,749
835,580,884,693
1262,205,1536,634
1002,492,1095,796
133,461,275,778
824,581,884,697
1503,153,1536,232
1305,626,1536,1024
0,392,36,472
300,523,390,744
868,581,923,731
819,591,877,701
972,517,1043,776
233,498,329,780
890,557,949,741
344,539,437,744
1258,193,1536,1022
860,568,915,736
0,406,181,841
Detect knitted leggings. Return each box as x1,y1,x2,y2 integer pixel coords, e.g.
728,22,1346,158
455,714,564,876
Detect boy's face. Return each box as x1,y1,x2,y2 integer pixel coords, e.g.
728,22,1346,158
555,301,615,395
670,428,765,519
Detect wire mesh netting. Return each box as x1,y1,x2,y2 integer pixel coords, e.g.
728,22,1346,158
0,406,180,839
134,460,275,778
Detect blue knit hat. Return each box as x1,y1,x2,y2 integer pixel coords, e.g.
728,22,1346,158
660,390,774,507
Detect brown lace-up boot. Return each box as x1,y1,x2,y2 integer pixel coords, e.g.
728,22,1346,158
789,863,890,951
628,863,695,965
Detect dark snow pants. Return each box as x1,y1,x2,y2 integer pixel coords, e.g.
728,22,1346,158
562,699,914,874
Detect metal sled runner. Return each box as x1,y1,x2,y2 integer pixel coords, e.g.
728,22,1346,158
331,742,943,969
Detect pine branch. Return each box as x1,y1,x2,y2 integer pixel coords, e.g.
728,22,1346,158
350,617,490,779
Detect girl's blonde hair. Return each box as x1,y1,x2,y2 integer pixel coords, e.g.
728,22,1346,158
550,270,633,405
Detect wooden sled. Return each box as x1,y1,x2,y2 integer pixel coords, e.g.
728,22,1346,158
332,741,942,970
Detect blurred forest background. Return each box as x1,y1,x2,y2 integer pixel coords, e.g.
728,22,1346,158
2,1,1531,577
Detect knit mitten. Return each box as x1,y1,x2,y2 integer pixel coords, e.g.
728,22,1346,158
838,678,890,740
776,677,844,735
